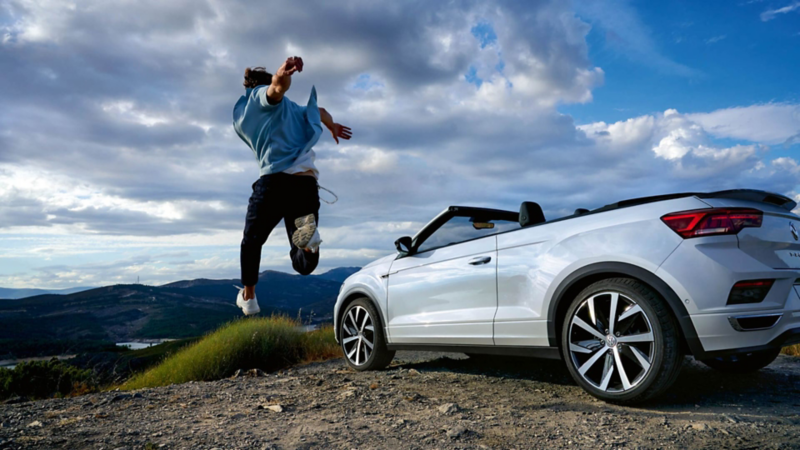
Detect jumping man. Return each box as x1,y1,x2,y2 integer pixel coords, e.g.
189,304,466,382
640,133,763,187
233,56,352,314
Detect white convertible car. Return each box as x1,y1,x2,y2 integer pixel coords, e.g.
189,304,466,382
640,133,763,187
333,189,800,403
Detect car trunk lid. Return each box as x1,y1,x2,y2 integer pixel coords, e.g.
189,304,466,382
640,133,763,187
737,213,800,269
699,190,800,269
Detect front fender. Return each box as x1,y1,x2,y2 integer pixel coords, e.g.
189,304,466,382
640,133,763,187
333,263,391,343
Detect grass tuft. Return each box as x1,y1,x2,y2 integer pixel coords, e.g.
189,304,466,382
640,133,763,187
122,316,340,390
782,344,800,356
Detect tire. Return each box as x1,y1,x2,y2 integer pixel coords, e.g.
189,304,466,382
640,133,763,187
340,298,395,371
699,348,781,374
560,278,684,404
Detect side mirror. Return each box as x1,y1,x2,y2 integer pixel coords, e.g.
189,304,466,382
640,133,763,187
395,236,413,256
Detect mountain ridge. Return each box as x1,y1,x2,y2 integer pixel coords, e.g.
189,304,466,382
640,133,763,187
0,267,359,357
0,286,96,300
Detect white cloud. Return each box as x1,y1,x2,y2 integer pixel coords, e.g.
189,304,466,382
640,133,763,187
705,35,727,44
321,146,400,174
582,108,776,180
101,101,170,127
579,115,655,152
0,0,77,44
573,0,698,77
0,0,798,288
687,104,800,145
760,1,800,21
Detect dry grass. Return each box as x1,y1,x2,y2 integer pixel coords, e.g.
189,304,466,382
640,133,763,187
122,316,340,390
782,344,800,356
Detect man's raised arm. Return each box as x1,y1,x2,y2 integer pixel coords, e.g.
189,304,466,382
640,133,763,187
266,56,303,105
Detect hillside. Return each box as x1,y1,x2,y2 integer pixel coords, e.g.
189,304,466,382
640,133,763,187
0,268,353,357
314,266,360,283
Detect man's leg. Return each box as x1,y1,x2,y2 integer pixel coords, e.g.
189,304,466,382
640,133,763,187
241,176,283,299
283,176,321,276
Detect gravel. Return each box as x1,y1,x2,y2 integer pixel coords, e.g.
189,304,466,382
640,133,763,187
1,352,799,449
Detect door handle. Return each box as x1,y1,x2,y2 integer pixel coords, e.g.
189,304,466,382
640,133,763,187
468,256,492,265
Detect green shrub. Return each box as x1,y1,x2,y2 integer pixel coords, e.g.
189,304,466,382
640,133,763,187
0,360,96,400
67,337,200,385
122,316,339,390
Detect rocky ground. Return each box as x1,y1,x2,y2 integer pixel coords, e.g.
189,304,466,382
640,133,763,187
1,352,799,449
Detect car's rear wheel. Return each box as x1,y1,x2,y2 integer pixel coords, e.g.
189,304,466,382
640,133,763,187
561,278,683,404
340,298,395,371
699,348,781,374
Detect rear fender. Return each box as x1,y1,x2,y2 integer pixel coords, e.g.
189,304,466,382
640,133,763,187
546,262,704,357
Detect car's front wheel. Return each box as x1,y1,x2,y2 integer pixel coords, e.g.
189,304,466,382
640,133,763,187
561,278,684,404
340,298,395,371
699,348,781,374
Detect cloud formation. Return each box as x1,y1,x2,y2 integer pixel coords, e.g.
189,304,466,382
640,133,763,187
573,0,698,77
687,104,800,145
760,1,800,21
0,0,798,288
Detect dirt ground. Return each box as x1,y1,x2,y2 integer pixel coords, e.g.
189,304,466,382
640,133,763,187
1,351,799,449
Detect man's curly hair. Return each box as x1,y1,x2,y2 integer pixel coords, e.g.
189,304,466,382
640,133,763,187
243,67,272,88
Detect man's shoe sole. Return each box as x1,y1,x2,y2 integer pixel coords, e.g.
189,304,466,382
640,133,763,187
292,214,317,249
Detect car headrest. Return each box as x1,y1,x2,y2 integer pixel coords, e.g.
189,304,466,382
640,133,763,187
519,202,545,227
574,208,590,216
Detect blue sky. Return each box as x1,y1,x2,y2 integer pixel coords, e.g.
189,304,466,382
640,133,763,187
0,0,799,288
565,0,800,123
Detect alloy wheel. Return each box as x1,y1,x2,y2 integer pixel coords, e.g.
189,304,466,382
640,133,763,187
341,305,374,366
567,291,655,393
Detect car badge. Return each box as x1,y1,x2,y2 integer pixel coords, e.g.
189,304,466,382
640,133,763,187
791,222,799,241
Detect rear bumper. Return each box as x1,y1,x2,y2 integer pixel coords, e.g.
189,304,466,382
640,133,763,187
696,328,800,359
657,236,800,357
689,304,800,356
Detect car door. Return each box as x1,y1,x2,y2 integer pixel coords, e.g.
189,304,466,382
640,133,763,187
494,226,555,347
386,213,515,345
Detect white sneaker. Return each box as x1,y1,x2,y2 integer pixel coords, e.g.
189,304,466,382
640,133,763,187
292,214,322,252
234,285,260,315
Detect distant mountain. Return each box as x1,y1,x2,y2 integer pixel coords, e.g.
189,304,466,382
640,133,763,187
0,286,96,300
0,270,345,352
315,267,361,283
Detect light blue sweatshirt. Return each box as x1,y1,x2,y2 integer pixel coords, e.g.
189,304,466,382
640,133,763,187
232,85,323,176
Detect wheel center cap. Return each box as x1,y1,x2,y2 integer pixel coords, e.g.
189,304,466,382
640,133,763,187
605,334,618,347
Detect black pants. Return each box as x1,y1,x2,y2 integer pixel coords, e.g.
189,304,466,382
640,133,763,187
240,173,320,286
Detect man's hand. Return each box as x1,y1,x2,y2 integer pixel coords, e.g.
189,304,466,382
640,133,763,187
267,56,303,104
277,56,303,77
328,123,352,144
319,107,352,144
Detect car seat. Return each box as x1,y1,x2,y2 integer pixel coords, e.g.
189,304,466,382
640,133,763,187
519,202,546,227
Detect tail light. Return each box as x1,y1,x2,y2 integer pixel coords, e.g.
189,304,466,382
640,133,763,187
661,208,762,238
727,279,774,305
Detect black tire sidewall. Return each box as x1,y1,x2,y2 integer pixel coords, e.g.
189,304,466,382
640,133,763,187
561,279,669,403
340,298,388,371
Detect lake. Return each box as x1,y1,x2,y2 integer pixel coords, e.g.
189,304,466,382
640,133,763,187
116,339,174,350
